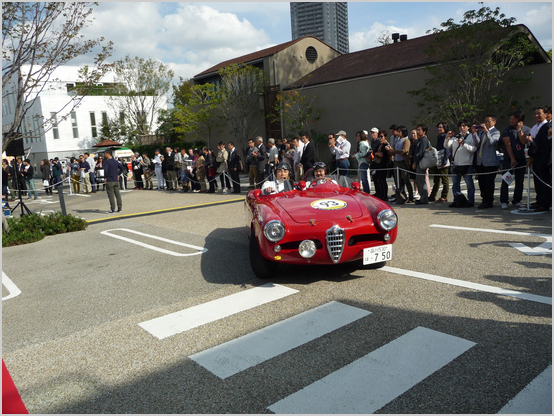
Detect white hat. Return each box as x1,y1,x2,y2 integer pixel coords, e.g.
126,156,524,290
370,127,379,133
363,130,368,136
335,130,347,136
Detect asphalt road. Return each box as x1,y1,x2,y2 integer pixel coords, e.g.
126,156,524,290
2,176,552,414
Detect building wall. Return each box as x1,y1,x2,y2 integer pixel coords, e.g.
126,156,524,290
186,62,552,165
268,38,342,87
301,62,552,158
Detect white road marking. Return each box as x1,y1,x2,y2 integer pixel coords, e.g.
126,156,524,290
498,365,552,414
139,283,299,339
101,228,207,257
190,301,370,379
382,266,551,305
268,326,476,414
430,224,552,256
2,271,22,301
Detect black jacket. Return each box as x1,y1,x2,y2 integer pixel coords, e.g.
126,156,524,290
300,141,315,170
228,148,241,170
163,152,175,170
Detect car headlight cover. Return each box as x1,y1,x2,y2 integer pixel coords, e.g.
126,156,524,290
299,240,317,258
264,220,286,242
377,209,398,231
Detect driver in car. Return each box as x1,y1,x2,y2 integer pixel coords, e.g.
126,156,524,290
261,162,295,195
308,162,338,187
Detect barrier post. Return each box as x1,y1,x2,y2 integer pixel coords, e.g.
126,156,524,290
58,180,67,216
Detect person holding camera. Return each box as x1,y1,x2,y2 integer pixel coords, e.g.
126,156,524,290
444,120,478,208
473,115,500,209
330,130,351,177
411,124,433,205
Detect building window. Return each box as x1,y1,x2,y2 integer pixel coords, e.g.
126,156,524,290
306,46,318,63
51,112,59,139
119,111,125,124
71,111,79,138
90,112,97,138
102,111,108,125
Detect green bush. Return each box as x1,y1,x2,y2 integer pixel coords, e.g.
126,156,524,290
2,212,88,247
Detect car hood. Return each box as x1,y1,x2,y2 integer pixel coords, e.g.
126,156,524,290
275,191,364,224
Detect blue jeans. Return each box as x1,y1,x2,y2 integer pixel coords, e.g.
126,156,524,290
25,179,38,198
155,167,164,189
336,158,350,177
451,166,475,203
359,163,370,193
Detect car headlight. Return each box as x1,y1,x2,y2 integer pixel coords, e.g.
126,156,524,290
377,209,398,231
264,220,286,242
299,240,317,258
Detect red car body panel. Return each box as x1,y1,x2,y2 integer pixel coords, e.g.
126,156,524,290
245,182,397,266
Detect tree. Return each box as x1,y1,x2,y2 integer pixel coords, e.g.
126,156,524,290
2,2,113,152
408,4,539,126
271,76,323,139
109,55,174,143
174,81,221,147
97,115,127,144
215,64,268,153
377,30,392,46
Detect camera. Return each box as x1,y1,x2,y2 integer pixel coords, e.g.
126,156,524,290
473,125,484,130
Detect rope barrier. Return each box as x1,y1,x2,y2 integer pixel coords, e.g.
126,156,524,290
529,167,553,189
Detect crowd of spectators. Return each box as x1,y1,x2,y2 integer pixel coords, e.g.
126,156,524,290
2,106,551,214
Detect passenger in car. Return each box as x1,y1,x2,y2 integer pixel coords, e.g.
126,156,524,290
261,162,295,195
308,162,338,187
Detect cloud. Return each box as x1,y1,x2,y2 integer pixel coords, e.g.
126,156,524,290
159,4,270,61
349,22,430,52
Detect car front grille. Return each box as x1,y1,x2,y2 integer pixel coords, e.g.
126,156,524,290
326,225,345,263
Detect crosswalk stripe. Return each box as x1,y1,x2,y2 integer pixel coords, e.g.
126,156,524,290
498,365,552,414
190,301,371,379
138,283,299,339
268,326,476,414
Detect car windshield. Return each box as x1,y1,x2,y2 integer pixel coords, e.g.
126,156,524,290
309,175,341,187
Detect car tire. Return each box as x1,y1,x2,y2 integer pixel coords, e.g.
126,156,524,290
249,232,276,279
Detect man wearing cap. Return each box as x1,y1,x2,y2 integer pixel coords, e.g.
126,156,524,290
329,130,351,177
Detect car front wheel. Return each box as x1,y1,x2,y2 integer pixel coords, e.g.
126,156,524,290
249,232,276,279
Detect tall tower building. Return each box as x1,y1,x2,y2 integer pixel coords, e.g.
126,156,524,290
290,2,349,54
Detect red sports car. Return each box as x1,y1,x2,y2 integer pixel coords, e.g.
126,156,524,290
244,177,398,279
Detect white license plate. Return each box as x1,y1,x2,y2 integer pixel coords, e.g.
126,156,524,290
363,245,392,265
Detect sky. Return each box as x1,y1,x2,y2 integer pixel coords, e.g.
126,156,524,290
75,2,552,84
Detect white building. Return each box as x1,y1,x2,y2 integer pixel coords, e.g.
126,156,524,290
2,65,166,168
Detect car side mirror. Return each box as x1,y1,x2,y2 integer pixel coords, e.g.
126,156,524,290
252,189,262,198
351,181,361,191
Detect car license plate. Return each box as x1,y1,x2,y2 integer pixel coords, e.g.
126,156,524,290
363,245,392,265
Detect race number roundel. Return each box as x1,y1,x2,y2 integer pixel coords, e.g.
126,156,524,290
310,199,348,210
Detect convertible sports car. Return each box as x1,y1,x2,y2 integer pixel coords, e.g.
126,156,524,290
244,176,398,279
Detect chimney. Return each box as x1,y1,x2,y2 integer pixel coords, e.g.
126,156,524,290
400,34,408,42
392,33,400,43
